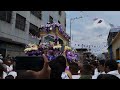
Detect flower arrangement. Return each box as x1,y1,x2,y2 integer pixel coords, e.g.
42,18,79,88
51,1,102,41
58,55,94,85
24,43,38,52
24,43,42,56
64,46,72,51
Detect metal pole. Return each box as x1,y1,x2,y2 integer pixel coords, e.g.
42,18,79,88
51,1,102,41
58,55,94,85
69,17,82,47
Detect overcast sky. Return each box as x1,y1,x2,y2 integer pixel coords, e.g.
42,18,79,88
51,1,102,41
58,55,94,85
65,11,120,55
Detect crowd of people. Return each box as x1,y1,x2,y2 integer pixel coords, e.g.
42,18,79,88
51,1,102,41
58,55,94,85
0,41,120,79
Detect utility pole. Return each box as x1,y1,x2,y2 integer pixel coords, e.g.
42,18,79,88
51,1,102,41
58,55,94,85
69,16,82,47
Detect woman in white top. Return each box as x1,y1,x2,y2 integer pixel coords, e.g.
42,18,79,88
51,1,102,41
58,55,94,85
3,58,17,79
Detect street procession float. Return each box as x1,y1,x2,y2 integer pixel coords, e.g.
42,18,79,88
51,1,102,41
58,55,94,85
24,22,79,62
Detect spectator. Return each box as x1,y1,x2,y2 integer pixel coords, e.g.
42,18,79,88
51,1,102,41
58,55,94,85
104,60,120,78
97,60,105,74
79,62,92,79
61,66,72,79
92,60,105,79
3,58,13,72
69,62,80,79
2,58,17,79
90,60,99,76
49,55,69,79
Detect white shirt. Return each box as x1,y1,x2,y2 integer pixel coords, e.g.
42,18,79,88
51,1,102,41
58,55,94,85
107,70,120,79
3,71,7,79
8,71,17,79
2,64,14,79
4,64,13,72
72,75,80,79
78,70,80,74
61,72,70,79
3,71,17,79
92,68,106,79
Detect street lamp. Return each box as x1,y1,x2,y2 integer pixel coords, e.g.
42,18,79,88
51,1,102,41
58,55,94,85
70,16,82,47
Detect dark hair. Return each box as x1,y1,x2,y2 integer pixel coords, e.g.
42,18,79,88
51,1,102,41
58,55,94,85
105,60,118,71
49,55,66,79
97,74,119,79
5,75,14,79
90,60,98,68
55,55,66,69
99,60,105,66
69,62,79,75
82,63,92,75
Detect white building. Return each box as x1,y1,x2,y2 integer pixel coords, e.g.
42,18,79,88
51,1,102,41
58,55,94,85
0,11,66,57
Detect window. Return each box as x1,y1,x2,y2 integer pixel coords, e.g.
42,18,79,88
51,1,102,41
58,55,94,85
49,16,53,24
29,23,39,37
58,20,61,24
15,14,26,31
31,11,42,20
0,11,12,23
58,11,62,16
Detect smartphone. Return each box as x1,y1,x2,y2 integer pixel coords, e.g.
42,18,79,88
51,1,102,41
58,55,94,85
15,56,44,71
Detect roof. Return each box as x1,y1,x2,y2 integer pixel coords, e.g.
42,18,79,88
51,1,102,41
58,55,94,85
110,27,120,32
111,32,120,45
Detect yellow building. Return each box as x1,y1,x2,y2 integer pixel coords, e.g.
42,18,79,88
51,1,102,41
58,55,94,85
40,27,70,46
111,32,120,60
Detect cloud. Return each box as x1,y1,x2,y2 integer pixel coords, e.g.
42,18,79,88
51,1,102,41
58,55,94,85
70,22,109,55
66,11,113,54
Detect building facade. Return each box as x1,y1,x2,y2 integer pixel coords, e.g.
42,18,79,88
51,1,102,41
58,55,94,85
107,27,120,60
111,32,120,60
0,11,66,57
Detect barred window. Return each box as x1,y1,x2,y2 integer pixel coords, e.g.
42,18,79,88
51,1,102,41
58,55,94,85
31,11,42,20
0,11,12,23
29,23,39,37
49,16,53,24
15,14,26,31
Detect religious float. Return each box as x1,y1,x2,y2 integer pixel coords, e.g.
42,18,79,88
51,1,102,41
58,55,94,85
39,22,70,46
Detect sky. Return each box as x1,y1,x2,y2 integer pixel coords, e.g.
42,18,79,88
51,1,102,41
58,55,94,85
65,11,120,55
